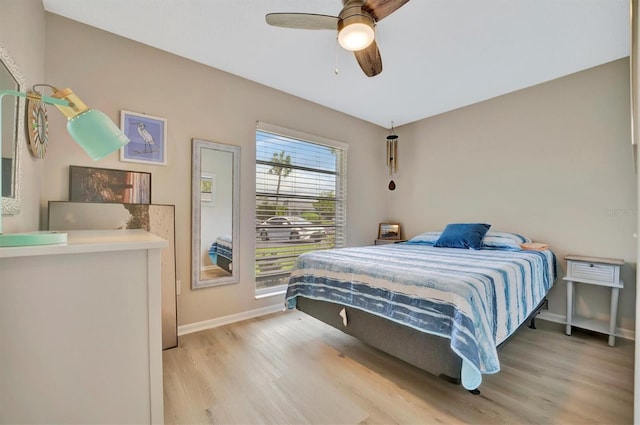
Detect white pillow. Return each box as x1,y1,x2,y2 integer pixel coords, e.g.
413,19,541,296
406,231,440,245
407,230,531,250
482,232,532,250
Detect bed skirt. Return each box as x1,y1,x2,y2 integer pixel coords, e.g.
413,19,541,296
297,296,548,389
217,256,232,273
296,297,463,384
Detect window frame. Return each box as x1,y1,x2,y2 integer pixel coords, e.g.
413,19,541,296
255,122,348,297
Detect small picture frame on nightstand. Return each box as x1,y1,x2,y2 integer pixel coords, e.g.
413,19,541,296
378,223,401,240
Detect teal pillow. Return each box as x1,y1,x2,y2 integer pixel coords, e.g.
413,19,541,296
434,223,491,250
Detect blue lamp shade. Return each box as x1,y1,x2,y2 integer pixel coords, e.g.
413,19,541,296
68,109,130,160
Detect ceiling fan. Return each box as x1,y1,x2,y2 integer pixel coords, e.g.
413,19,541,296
265,0,410,77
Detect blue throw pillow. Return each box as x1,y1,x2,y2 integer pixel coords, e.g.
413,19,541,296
434,223,491,250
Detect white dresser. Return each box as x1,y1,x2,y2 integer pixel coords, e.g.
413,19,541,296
0,230,167,424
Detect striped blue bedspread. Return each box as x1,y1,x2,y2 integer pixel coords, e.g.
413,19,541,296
209,235,232,263
285,244,556,389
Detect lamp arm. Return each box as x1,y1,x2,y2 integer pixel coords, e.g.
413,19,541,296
0,89,72,108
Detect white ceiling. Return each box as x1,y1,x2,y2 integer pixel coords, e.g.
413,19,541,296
42,0,630,128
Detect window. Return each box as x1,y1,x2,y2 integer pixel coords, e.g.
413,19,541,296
255,123,347,293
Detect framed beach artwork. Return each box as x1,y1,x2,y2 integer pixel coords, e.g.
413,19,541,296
69,165,151,204
120,110,167,165
378,223,401,240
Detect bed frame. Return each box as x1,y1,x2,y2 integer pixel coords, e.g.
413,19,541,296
296,296,548,393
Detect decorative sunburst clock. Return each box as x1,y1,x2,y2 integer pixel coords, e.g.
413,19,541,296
26,95,48,158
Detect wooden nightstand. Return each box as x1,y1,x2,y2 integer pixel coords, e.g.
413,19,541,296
374,239,406,245
564,255,624,346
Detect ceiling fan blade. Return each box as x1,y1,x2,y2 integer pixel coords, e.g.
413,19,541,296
362,0,410,21
354,40,382,77
265,13,339,30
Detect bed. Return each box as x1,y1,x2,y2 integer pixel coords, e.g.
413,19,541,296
285,230,556,391
208,235,233,273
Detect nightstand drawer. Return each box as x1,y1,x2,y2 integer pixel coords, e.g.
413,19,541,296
568,261,616,284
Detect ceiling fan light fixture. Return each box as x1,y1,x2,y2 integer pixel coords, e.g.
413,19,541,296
338,15,375,51
266,0,411,77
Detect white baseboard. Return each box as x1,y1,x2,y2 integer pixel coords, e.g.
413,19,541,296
178,304,286,336
178,306,635,341
537,311,635,341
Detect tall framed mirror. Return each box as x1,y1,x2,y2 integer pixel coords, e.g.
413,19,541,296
192,138,240,288
0,42,25,215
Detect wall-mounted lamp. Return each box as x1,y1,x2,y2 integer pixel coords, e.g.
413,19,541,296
386,121,398,190
0,85,130,247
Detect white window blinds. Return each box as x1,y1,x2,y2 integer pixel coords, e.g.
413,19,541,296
255,123,347,291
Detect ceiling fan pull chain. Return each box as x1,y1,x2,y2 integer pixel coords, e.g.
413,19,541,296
334,36,340,75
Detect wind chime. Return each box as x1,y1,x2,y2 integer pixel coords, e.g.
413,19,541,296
386,122,398,190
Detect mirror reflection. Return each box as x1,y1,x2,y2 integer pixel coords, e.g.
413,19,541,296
191,138,240,288
0,42,25,214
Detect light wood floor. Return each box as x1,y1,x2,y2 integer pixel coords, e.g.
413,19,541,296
200,266,231,280
163,310,634,424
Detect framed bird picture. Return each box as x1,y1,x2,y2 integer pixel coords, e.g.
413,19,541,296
120,110,167,165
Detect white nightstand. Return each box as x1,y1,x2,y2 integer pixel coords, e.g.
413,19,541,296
564,255,624,346
375,239,406,245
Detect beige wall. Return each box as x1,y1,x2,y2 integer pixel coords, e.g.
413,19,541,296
42,14,388,326
391,58,637,332
0,0,46,233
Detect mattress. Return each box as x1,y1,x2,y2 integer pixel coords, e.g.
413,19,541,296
285,243,556,389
